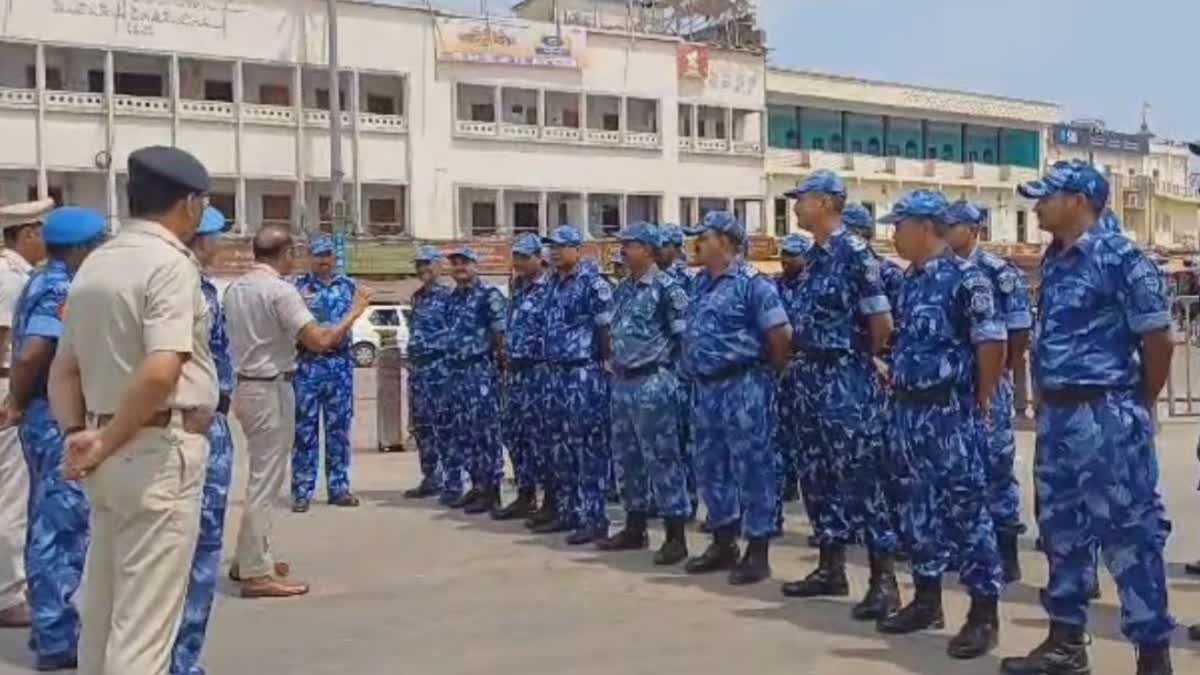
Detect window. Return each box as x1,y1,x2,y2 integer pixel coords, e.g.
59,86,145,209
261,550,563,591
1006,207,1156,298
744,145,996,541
24,66,63,89
261,195,292,227
204,80,233,102
602,114,619,131
1000,129,1040,169
598,204,620,236
927,121,962,162
368,198,398,224
513,203,539,235
87,70,104,93
800,108,842,153
679,197,694,227
965,125,999,165
846,113,884,157
90,72,164,97
471,202,497,237
469,104,495,122
888,117,923,159
1016,210,1027,243
768,105,799,149
977,207,991,241
366,94,397,115
773,198,788,236
259,84,290,106
209,193,236,228
678,106,692,137
26,186,64,206
315,88,347,111
861,202,876,218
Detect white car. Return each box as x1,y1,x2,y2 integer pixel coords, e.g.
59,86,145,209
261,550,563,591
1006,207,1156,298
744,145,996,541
351,305,411,368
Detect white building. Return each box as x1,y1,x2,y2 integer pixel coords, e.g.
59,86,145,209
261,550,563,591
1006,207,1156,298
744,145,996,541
765,68,1059,245
0,0,767,245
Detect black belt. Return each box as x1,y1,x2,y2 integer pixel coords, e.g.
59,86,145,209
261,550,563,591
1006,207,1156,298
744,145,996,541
801,349,850,365
1041,386,1112,406
551,359,594,369
446,353,488,369
894,386,952,405
237,372,294,383
217,393,231,416
614,363,662,380
696,363,756,385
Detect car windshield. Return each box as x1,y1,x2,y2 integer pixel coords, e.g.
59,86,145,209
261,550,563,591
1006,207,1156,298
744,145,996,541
371,309,400,326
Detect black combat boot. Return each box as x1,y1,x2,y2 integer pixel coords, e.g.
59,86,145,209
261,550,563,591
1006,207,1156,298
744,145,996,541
463,486,500,514
654,518,688,565
492,488,537,521
998,530,1023,583
728,537,770,586
684,524,740,574
403,477,439,499
999,621,1090,674
1189,624,1199,641
851,552,900,621
524,486,557,530
782,483,800,503
947,594,999,659
877,576,945,634
1135,642,1173,675
449,488,481,509
781,544,850,598
596,512,650,551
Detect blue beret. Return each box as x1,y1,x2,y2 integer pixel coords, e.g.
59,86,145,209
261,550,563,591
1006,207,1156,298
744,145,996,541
196,207,226,236
780,234,813,257
543,225,584,247
784,170,847,199
1018,160,1109,209
946,200,987,228
512,233,543,257
127,145,210,193
448,246,479,263
841,203,875,238
309,237,335,257
618,222,661,248
42,207,106,246
414,245,442,264
682,210,746,244
878,190,951,225
658,224,684,248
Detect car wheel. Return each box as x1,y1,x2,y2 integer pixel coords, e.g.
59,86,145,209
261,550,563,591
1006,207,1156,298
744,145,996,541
353,342,377,368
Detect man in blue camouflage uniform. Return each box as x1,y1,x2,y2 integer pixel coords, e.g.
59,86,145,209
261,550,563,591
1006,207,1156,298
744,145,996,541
597,223,690,565
291,237,359,511
170,207,235,675
945,199,1033,584
403,247,452,500
6,206,106,671
875,190,1006,661
1001,161,1175,675
778,172,899,623
443,247,507,514
534,226,613,545
773,234,812,523
681,211,792,586
656,223,699,520
495,234,554,521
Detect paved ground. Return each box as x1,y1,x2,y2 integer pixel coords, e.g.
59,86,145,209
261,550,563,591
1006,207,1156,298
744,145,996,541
0,369,1198,674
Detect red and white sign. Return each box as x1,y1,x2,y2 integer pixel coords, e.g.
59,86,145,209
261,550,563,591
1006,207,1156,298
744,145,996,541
677,44,710,80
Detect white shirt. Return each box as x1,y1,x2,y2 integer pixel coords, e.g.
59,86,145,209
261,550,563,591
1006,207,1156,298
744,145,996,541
0,248,34,368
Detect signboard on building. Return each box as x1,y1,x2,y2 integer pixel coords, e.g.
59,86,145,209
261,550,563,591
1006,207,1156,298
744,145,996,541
435,18,586,70
677,44,710,80
1052,124,1150,155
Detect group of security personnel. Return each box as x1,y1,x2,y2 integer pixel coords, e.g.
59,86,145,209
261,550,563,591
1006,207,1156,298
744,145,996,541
405,161,1187,674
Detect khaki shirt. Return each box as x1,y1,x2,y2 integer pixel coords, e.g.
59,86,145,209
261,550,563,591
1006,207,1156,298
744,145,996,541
0,249,33,368
224,263,315,378
61,219,218,415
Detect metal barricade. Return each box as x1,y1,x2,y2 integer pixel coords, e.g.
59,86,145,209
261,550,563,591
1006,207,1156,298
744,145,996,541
1166,295,1200,417
375,338,410,452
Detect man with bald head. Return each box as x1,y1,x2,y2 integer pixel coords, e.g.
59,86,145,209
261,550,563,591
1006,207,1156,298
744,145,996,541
224,225,371,598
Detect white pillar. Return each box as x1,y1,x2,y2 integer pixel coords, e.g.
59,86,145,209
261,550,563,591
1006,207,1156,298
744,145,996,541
104,50,117,227
293,65,305,232
350,69,363,233
169,53,180,146
493,85,502,124
537,89,546,129
538,190,548,236
34,44,47,200
233,61,246,234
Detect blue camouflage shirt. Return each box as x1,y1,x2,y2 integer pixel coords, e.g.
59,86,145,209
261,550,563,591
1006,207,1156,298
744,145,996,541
409,283,452,360
611,266,688,371
878,254,905,311
507,272,553,362
666,258,694,295
295,272,357,357
201,274,234,396
11,259,71,401
545,263,614,363
685,260,789,377
1034,224,1170,390
964,246,1033,333
445,279,507,360
793,229,891,354
891,250,1006,392
775,271,807,349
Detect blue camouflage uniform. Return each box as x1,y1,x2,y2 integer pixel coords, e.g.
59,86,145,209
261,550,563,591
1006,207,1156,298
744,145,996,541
683,212,789,540
1020,162,1174,645
172,206,234,675
444,248,507,497
292,237,357,503
842,203,905,308
658,224,699,517
544,226,614,535
505,235,555,495
610,224,691,520
772,233,812,534
784,174,896,554
12,207,106,665
882,191,1003,598
408,247,452,493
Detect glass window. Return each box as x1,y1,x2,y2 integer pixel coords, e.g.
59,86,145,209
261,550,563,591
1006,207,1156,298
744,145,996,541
768,105,799,149
1016,209,1027,243
888,117,923,159
371,309,400,326
846,113,884,156
965,124,999,164
800,108,842,153
927,121,962,162
1000,129,1040,169
773,198,788,236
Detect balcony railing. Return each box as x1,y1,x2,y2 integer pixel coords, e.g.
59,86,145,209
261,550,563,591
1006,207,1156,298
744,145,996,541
358,113,407,133
543,126,581,142
0,87,36,108
731,140,761,155
678,137,692,151
179,99,235,120
622,131,660,148
500,123,539,140
113,95,171,116
455,119,498,136
585,129,621,144
303,110,352,128
242,103,295,125
44,90,105,112
691,138,730,153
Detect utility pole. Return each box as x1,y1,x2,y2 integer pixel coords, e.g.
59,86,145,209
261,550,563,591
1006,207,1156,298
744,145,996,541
327,0,347,239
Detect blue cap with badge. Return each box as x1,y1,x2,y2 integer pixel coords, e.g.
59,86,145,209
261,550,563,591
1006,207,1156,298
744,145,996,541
841,203,875,238
196,206,227,236
42,206,107,246
512,233,543,257
448,246,479,263
658,224,684,248
878,190,951,225
783,170,847,199
682,210,746,244
946,200,987,228
780,233,813,257
414,245,442,264
309,236,335,257
618,222,661,248
543,225,584,247
1017,160,1109,210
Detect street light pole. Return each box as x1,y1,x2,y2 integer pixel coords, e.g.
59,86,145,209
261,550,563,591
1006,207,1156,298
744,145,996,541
327,0,347,238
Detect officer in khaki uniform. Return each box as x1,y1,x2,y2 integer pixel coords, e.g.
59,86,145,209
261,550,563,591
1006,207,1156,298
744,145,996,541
0,198,51,629
48,146,217,675
224,224,370,598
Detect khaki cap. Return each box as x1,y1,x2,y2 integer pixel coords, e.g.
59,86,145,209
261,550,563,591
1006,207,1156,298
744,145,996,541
0,199,55,230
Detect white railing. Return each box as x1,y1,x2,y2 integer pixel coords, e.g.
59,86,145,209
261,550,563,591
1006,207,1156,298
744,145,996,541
0,88,36,108
179,99,235,120
500,123,539,140
586,129,621,144
113,95,171,115
43,90,104,112
543,126,581,142
731,140,761,155
242,103,295,125
678,137,693,151
694,138,729,153
455,119,497,136
622,131,660,148
302,110,352,128
358,113,407,133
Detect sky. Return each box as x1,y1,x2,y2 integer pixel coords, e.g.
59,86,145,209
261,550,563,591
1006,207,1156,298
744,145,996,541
415,0,1199,142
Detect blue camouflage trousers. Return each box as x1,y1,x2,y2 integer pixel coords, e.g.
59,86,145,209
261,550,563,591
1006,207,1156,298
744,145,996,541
770,362,803,536
676,369,699,518
409,359,449,489
693,369,778,540
444,357,503,497
1035,389,1174,645
893,389,1002,597
504,363,554,491
611,369,689,519
985,373,1021,535
794,357,896,553
18,399,88,660
881,397,913,554
170,413,233,675
292,356,354,502
547,363,610,532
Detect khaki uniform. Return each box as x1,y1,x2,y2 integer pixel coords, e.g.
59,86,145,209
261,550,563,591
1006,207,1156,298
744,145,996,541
224,263,314,578
60,219,217,675
0,248,30,612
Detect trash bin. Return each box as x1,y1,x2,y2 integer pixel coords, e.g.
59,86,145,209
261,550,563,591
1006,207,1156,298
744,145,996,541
375,340,409,453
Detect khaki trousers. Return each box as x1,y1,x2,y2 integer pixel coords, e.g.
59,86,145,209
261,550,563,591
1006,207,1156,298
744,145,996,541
79,421,208,675
0,378,28,611
233,378,294,579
